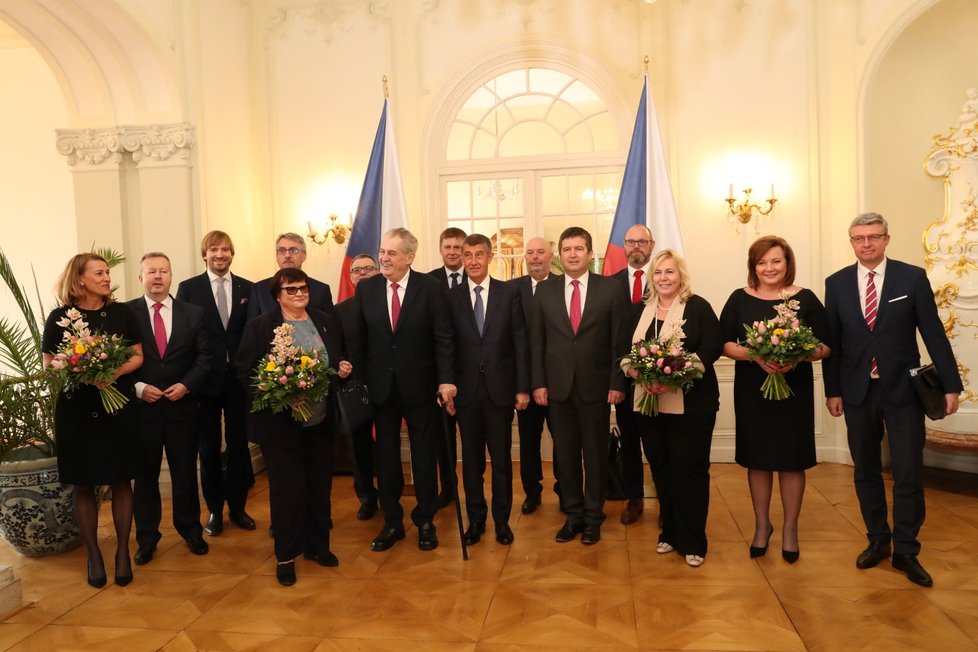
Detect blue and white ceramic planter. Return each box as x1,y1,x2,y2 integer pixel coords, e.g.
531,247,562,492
0,457,80,556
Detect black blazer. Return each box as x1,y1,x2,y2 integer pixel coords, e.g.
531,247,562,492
234,307,347,445
823,258,962,406
429,266,467,290
447,278,530,409
175,271,253,395
612,267,648,322
126,297,212,422
350,270,455,407
248,276,334,320
530,272,629,402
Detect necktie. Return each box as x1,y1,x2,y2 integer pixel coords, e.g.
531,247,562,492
152,302,167,358
390,282,401,330
632,270,644,304
473,286,485,336
865,271,878,376
216,277,229,329
450,272,460,288
569,279,582,334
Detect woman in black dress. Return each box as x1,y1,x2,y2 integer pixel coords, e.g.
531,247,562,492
719,236,829,563
621,250,722,567
235,268,352,586
41,253,144,587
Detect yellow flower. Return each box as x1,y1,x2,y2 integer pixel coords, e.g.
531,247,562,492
74,342,88,355
300,355,311,369
803,343,814,350
265,361,278,372
773,328,784,336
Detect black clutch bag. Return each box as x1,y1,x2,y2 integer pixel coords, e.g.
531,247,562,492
909,364,946,421
335,375,374,434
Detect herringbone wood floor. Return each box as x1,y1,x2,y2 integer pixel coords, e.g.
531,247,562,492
1,461,977,651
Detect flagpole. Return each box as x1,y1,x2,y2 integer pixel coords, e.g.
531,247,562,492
383,75,389,100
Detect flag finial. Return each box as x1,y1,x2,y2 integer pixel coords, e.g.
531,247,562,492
383,75,389,99
643,55,649,74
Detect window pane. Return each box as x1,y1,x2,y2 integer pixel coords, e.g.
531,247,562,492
446,181,471,219
492,69,527,99
587,112,618,151
568,174,595,215
541,175,567,215
501,122,563,157
529,68,571,94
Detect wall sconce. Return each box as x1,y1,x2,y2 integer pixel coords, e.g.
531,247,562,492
307,214,351,246
725,184,778,225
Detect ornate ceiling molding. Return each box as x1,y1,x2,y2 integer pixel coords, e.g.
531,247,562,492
267,1,394,43
120,123,196,166
55,123,196,169
55,127,124,169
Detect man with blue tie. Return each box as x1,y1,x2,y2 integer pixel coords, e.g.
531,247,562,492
824,212,962,587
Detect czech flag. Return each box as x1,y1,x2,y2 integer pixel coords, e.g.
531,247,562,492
602,74,684,276
337,99,408,302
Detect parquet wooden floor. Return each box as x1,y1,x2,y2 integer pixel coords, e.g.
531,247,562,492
1,461,977,651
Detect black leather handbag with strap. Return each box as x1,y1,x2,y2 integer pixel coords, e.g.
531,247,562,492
335,374,373,434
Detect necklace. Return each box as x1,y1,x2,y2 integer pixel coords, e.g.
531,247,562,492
654,299,672,339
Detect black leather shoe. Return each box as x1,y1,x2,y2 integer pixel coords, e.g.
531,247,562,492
203,513,223,536
114,553,133,587
555,521,583,543
87,554,106,589
521,496,541,515
856,541,891,569
620,498,644,525
782,549,800,564
229,510,256,530
357,502,378,521
418,522,439,551
371,526,406,552
749,525,774,559
463,522,485,546
581,525,601,545
304,551,339,567
495,523,514,545
134,543,156,566
185,536,209,556
276,560,296,586
892,554,933,587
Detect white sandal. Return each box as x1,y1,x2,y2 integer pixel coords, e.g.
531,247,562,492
656,542,674,554
685,554,704,567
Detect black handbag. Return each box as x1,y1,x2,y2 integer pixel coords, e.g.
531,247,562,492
909,364,946,421
606,426,626,500
334,375,374,434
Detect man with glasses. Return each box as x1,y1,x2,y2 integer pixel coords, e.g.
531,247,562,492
823,212,962,587
248,233,334,318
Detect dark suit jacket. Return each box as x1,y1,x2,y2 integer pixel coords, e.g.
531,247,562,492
612,267,648,322
447,278,530,409
509,275,548,329
530,272,629,402
350,270,454,407
823,258,962,406
175,271,253,396
429,266,467,290
234,307,347,445
126,297,212,422
248,276,333,320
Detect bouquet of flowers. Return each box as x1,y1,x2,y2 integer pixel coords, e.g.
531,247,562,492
622,326,703,416
249,322,336,422
742,296,822,400
49,307,134,413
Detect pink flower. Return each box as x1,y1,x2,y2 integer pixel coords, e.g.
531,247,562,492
770,335,780,345
791,319,800,329
756,336,764,343
86,336,94,344
757,323,767,333
639,347,649,357
298,380,307,389
99,352,108,360
51,359,63,369
663,366,672,374
285,366,294,375
669,348,681,357
650,345,660,354
279,376,288,384
656,358,664,368
685,361,693,368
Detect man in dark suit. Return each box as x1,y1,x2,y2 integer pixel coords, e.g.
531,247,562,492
531,226,629,545
175,230,257,536
429,227,467,507
247,233,334,318
610,224,655,525
351,227,456,552
128,252,212,564
334,253,380,520
824,212,962,587
509,236,557,514
447,234,529,546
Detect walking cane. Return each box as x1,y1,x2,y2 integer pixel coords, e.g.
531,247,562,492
438,394,469,561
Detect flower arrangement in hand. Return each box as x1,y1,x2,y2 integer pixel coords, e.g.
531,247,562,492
622,325,704,416
48,307,134,414
249,322,336,422
742,296,822,400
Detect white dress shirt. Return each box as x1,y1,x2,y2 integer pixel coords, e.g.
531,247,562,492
564,271,589,315
206,269,234,308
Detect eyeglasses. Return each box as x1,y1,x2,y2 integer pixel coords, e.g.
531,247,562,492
276,247,303,256
624,239,651,247
351,265,377,275
849,234,887,244
281,285,310,295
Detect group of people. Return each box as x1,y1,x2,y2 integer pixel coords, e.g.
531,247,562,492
40,210,962,589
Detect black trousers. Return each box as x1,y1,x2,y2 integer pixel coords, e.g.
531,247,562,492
351,420,378,506
844,380,927,556
197,364,251,515
261,422,334,562
134,415,202,547
617,398,655,500
457,381,513,526
437,413,459,497
516,401,559,500
638,411,714,557
373,380,439,527
548,385,611,527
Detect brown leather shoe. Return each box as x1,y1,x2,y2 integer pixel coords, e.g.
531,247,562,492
620,498,644,525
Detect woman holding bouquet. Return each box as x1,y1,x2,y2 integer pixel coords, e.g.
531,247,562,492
41,253,144,588
235,268,352,586
720,236,829,563
621,250,721,567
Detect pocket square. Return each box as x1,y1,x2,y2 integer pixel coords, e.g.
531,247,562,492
240,297,249,304
888,295,908,303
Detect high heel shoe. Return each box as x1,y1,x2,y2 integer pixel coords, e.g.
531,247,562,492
115,552,133,587
749,524,774,559
782,549,800,564
87,554,106,589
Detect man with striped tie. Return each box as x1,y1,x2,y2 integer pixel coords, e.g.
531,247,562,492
824,212,962,587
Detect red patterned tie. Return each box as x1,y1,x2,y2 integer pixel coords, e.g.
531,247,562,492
865,271,878,376
569,279,582,334
632,270,644,304
390,282,401,330
153,302,167,358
